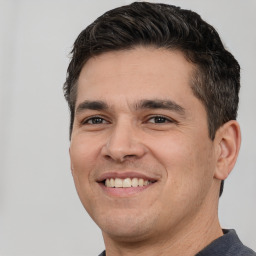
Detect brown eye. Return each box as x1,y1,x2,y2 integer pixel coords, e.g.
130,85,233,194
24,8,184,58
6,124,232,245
83,117,108,125
148,116,171,124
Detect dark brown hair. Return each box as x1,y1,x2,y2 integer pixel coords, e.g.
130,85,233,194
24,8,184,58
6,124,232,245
63,2,240,196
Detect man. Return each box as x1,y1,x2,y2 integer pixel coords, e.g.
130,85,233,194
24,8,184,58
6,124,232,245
63,2,255,255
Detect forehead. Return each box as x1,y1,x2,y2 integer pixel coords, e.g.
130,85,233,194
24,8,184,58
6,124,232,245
76,47,196,106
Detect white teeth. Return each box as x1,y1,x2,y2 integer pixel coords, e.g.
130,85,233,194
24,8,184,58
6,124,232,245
123,178,132,187
144,180,149,186
104,177,153,188
110,178,115,187
131,178,139,187
105,179,111,187
115,178,123,188
138,178,144,187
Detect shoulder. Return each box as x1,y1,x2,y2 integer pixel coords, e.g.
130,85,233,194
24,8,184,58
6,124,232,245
197,229,256,256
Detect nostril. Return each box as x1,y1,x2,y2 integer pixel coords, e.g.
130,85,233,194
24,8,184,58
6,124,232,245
123,154,137,160
104,155,112,160
104,153,138,163
101,135,147,162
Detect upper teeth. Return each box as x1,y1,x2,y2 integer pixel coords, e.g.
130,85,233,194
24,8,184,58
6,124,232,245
105,178,152,188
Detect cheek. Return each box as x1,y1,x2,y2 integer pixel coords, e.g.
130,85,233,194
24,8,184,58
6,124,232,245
69,136,102,214
69,136,102,213
70,134,102,176
149,132,193,171
150,132,214,193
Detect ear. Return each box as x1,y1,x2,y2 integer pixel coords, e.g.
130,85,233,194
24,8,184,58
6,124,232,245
214,120,241,180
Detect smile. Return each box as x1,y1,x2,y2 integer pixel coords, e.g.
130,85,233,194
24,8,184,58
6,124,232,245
105,178,155,188
97,173,158,197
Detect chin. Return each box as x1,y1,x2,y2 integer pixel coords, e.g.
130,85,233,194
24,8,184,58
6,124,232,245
96,210,156,242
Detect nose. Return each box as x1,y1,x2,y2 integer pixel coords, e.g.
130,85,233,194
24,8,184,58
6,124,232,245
101,120,147,162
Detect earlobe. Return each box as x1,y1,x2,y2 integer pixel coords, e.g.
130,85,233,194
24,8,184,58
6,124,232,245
214,120,241,180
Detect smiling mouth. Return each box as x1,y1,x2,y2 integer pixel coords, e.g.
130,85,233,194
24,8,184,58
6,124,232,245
104,178,156,188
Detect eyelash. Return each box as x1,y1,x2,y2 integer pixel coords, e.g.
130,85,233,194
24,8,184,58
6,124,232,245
82,116,108,125
81,115,176,125
146,115,177,124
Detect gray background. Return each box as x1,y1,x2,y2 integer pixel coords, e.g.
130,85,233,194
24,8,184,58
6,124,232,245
0,0,255,255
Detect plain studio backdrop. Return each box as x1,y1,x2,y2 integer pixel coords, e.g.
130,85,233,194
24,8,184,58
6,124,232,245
0,0,255,255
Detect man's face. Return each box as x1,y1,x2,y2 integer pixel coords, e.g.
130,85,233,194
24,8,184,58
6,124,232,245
69,47,219,242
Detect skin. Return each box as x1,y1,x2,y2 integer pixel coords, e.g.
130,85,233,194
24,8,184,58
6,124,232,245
69,47,241,256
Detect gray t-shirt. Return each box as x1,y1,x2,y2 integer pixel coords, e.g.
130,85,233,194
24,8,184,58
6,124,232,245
98,229,256,256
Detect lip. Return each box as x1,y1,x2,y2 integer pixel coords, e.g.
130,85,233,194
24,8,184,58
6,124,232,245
96,171,158,183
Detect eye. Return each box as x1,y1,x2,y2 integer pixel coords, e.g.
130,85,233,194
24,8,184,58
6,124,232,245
82,116,108,125
147,115,174,124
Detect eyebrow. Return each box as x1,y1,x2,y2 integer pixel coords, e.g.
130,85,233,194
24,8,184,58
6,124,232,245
135,99,185,115
75,99,185,115
76,100,108,114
